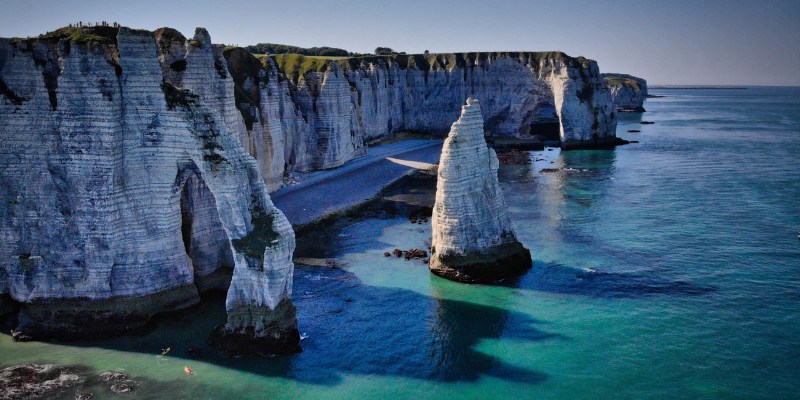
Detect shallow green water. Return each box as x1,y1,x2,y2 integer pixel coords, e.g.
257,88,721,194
2,87,799,399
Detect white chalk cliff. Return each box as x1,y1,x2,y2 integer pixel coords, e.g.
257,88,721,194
602,73,648,112
0,25,621,340
0,26,298,352
225,51,620,188
429,98,531,283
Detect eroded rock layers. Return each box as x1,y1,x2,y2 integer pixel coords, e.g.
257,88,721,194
602,73,648,112
429,98,531,283
225,50,619,185
0,26,298,352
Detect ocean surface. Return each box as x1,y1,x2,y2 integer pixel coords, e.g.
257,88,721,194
2,87,799,399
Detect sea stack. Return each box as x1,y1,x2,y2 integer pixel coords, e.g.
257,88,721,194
429,98,532,283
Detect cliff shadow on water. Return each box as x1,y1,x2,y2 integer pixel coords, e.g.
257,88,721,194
0,149,717,393
0,271,553,386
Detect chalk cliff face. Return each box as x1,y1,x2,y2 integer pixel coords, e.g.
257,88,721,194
225,51,619,182
429,98,532,283
0,24,618,342
0,26,298,351
602,73,648,112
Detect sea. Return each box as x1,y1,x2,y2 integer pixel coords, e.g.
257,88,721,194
1,87,798,399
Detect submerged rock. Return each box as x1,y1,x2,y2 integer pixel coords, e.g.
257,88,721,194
0,364,83,399
429,98,532,283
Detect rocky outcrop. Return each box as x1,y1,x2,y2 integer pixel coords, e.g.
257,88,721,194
429,98,531,283
0,26,298,352
225,51,619,180
602,73,648,112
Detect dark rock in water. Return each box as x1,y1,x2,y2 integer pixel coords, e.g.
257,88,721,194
627,129,641,133
640,121,655,124
100,371,128,382
430,241,533,284
383,252,391,257
101,370,137,393
0,364,84,399
404,248,428,260
110,383,134,393
393,249,403,257
11,331,33,342
540,168,560,173
421,258,429,264
208,299,301,355
616,107,646,112
108,383,131,393
0,364,150,399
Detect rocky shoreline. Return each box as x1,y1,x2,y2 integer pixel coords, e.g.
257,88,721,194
0,364,143,399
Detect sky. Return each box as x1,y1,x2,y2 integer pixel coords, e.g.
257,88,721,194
1,0,798,86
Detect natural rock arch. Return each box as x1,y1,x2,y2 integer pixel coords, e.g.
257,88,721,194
175,159,235,293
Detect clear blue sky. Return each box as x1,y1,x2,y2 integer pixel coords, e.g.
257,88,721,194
1,0,798,85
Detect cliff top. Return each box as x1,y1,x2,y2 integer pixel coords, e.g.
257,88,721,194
8,26,120,47
224,50,594,84
602,73,646,91
2,25,596,84
5,25,150,49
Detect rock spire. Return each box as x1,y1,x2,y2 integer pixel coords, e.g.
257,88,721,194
429,98,532,283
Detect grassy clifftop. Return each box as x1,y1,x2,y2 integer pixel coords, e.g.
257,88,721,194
9,26,120,47
228,50,593,82
602,74,643,91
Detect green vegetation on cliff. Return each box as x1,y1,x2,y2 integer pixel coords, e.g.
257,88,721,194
10,26,120,46
603,76,641,91
244,43,351,57
270,54,349,81
256,51,593,79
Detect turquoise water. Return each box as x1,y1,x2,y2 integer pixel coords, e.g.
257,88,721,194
2,87,799,399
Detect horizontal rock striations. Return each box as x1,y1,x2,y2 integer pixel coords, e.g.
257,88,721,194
0,26,298,352
3,27,621,199
224,50,619,182
429,98,532,283
602,73,648,112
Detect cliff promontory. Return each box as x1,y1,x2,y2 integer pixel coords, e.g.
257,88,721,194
602,73,648,112
0,26,298,352
429,98,532,283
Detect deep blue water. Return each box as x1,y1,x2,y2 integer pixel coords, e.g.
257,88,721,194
1,87,798,399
